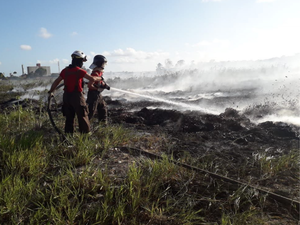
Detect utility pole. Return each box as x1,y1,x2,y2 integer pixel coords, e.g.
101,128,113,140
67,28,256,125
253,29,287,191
21,64,25,75
58,61,60,73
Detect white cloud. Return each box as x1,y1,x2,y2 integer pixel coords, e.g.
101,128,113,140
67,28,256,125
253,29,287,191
20,45,32,50
62,59,69,64
91,48,169,63
49,58,59,64
0,61,2,65
198,41,211,46
71,31,78,36
89,48,170,71
187,39,230,48
212,39,230,48
39,27,52,39
36,58,69,67
256,0,275,2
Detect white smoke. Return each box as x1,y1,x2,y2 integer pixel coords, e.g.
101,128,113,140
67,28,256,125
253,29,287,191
104,53,300,125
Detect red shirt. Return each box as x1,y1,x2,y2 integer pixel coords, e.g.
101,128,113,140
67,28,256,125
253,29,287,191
60,67,87,92
89,70,104,90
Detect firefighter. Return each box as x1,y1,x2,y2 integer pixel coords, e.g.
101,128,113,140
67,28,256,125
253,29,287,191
86,55,110,125
48,50,99,134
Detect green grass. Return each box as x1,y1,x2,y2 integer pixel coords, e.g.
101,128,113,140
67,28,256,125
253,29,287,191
0,107,204,224
0,92,298,224
0,82,21,104
253,149,300,178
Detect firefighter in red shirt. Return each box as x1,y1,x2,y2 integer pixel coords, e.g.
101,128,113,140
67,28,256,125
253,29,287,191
86,55,110,125
48,50,98,134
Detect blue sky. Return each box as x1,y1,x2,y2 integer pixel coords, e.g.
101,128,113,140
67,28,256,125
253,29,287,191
1,0,300,75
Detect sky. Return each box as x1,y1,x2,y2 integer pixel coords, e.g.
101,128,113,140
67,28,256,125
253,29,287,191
0,0,300,76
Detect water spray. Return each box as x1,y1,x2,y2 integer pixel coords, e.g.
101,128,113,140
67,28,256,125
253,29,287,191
110,87,219,115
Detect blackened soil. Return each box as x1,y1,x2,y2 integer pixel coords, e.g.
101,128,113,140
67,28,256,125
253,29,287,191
106,97,300,203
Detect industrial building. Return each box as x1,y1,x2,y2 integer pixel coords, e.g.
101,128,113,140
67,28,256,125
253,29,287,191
27,63,51,76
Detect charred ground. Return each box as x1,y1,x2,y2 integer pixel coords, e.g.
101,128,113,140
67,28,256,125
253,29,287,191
106,96,299,196
0,82,299,223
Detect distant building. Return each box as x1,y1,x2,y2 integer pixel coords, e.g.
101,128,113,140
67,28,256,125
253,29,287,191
27,63,51,76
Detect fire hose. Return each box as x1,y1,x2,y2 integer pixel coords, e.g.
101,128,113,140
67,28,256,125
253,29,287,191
47,90,67,142
47,81,110,141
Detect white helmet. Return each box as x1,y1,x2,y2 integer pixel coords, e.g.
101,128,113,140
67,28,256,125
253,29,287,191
71,50,87,62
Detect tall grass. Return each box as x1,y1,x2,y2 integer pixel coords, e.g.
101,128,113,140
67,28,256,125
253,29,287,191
252,149,300,178
0,106,205,224
0,96,298,224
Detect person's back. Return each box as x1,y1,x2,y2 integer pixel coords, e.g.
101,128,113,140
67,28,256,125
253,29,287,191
61,62,90,134
48,50,97,134
61,65,86,93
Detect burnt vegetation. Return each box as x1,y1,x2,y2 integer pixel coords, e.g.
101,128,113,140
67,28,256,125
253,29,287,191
0,72,299,224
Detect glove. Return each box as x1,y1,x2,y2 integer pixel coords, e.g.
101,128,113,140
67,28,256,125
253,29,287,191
104,83,110,90
48,91,54,99
98,81,110,90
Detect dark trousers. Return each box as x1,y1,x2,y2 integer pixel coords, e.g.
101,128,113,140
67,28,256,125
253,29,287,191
86,90,107,123
62,92,90,134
